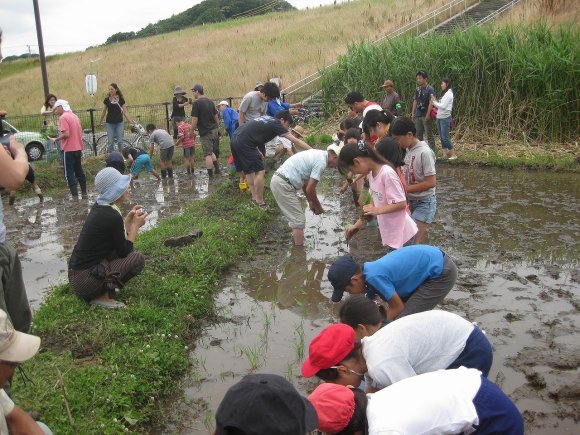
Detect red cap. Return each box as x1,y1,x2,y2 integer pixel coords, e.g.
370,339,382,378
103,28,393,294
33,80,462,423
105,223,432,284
301,324,355,378
308,383,355,433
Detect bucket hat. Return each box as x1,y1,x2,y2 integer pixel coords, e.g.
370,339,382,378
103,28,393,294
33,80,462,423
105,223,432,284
95,167,131,205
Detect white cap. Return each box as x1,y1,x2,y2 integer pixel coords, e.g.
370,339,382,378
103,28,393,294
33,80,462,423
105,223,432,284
219,100,229,106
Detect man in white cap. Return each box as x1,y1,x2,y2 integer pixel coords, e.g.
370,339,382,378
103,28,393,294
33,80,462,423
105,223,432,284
50,100,87,198
0,28,33,337
0,308,52,434
217,101,238,141
270,143,342,245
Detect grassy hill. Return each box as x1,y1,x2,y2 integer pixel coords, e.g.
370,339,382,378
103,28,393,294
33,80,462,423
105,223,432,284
0,0,460,114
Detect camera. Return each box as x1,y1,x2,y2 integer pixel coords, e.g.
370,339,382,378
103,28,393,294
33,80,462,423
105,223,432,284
137,207,150,216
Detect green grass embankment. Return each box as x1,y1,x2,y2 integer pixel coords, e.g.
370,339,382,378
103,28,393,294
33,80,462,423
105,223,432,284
12,176,273,434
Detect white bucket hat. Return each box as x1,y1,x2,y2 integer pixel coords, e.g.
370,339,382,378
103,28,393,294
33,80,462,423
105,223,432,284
95,167,131,205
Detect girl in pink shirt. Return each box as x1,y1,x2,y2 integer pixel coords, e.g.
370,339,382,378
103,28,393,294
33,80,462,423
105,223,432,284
341,141,417,250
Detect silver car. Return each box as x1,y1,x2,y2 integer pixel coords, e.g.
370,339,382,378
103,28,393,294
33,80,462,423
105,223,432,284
0,119,46,161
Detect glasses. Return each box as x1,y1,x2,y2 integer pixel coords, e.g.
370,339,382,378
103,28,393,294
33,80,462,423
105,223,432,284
330,365,364,376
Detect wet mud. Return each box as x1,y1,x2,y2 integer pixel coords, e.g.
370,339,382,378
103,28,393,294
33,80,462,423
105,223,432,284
159,166,579,434
4,164,579,434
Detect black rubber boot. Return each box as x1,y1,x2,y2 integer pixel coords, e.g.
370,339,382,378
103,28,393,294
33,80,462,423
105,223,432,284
207,169,214,177
69,185,79,199
161,170,167,179
80,181,88,198
8,196,15,206
167,168,173,178
213,160,221,174
186,167,191,175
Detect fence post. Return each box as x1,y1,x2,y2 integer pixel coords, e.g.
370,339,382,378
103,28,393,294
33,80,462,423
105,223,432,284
228,97,233,107
282,92,286,103
88,108,97,156
163,102,171,132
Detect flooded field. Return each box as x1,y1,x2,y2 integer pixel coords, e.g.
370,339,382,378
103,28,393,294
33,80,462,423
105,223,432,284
4,164,579,434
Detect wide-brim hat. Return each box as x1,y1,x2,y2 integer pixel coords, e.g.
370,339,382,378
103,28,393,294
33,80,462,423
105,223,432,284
174,86,186,95
0,310,40,363
291,125,306,137
95,167,131,205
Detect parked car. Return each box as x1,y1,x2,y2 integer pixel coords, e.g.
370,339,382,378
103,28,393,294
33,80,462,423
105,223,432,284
0,119,46,161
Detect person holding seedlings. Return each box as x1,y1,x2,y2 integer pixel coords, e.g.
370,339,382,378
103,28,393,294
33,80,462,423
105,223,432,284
375,136,408,207
213,373,318,435
340,141,417,251
0,309,53,434
50,99,88,199
327,245,457,320
411,70,436,151
122,146,161,185
175,119,196,175
391,116,436,244
97,83,132,152
217,100,239,141
308,368,524,435
190,84,221,176
430,77,457,159
270,143,340,245
40,93,62,164
231,110,311,210
68,167,146,308
146,123,175,178
338,297,493,386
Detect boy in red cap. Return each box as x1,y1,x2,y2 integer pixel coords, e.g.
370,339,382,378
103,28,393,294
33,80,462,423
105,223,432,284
308,368,524,435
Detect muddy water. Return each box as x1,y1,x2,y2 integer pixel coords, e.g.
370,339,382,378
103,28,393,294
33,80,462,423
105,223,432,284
4,164,578,434
160,166,579,435
3,170,216,307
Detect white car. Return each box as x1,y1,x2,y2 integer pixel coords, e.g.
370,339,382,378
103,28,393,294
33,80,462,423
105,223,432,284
0,119,46,161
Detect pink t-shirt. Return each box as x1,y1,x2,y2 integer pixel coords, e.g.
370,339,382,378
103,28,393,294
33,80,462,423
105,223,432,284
177,122,196,149
369,165,418,249
59,111,83,152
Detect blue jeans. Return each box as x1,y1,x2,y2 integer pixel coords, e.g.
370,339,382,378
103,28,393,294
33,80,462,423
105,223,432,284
105,122,125,152
436,117,453,150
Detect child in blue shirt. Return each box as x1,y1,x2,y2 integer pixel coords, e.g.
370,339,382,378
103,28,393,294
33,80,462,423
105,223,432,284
328,245,456,321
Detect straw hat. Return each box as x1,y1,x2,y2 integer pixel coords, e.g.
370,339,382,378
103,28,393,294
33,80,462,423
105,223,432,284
0,309,40,363
291,125,306,138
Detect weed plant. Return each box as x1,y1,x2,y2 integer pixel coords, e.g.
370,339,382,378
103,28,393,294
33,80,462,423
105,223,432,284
320,24,579,143
12,179,272,433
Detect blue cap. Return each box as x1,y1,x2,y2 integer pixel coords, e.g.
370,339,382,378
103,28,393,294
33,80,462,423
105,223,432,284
328,256,358,302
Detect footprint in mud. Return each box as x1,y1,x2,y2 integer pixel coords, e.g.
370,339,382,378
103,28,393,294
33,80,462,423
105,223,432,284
502,271,529,285
504,312,524,322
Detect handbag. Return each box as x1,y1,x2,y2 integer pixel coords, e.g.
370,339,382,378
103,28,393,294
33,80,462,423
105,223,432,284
429,107,438,121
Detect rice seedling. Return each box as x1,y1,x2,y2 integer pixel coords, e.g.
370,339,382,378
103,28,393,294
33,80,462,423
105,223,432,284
239,344,263,370
292,319,306,362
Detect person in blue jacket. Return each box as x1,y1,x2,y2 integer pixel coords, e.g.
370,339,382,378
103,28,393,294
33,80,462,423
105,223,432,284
218,101,239,141
328,244,457,321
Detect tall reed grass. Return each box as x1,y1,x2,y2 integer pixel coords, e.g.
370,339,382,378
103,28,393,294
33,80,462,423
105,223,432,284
320,24,579,142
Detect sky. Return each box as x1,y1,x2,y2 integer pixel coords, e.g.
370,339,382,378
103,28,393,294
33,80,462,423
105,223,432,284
1,0,349,58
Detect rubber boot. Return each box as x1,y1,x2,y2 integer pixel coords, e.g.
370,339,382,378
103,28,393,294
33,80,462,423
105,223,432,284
167,168,173,178
79,181,88,198
161,169,167,179
8,195,15,206
69,185,79,199
207,168,214,177
186,167,191,175
213,160,221,174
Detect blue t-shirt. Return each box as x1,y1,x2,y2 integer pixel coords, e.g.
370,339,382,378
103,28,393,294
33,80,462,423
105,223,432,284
363,245,444,301
266,98,290,117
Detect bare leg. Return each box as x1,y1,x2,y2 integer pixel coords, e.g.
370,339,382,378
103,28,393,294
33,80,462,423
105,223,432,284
246,172,257,201
413,220,429,245
253,170,265,204
292,228,305,246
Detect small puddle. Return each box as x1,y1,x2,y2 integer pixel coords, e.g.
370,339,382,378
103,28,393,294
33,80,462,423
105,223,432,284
159,167,579,434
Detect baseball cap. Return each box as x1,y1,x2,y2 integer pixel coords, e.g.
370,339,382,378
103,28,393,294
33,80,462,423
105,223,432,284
191,83,204,94
218,100,229,106
301,323,355,378
327,143,343,157
308,383,355,433
215,373,318,435
0,309,40,363
254,81,264,91
328,256,358,302
381,80,394,88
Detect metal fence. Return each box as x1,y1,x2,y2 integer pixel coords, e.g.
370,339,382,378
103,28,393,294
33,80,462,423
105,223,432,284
3,92,316,162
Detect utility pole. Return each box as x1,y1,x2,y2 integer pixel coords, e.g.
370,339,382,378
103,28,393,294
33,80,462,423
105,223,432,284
33,0,50,98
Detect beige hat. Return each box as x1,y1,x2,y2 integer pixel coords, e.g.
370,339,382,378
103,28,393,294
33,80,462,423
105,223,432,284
381,80,394,88
327,143,343,156
291,125,306,138
0,310,40,363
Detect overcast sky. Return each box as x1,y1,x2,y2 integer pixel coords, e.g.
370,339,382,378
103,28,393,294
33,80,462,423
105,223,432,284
1,0,349,58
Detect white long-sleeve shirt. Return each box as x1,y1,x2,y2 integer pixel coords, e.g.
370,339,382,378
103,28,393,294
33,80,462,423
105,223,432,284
433,89,454,118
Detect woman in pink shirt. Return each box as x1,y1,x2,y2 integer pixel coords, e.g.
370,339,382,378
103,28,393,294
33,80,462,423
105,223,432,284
341,141,417,251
